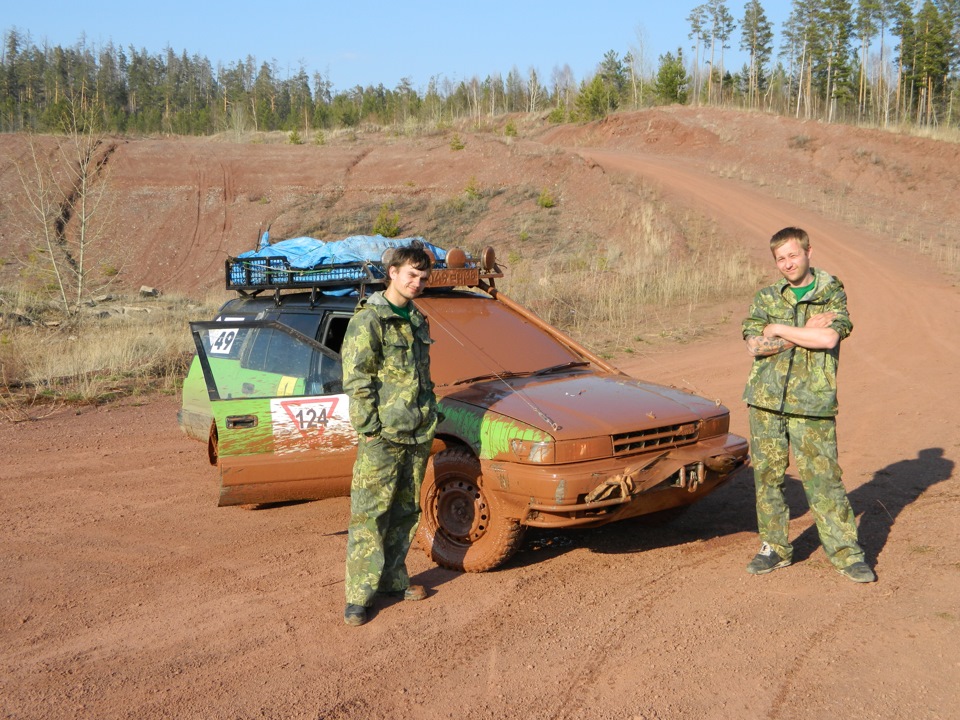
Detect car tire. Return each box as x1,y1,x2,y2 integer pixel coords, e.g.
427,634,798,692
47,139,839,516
417,447,525,572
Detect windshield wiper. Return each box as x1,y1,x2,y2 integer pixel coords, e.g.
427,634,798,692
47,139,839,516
531,361,590,376
445,370,528,387
444,362,590,387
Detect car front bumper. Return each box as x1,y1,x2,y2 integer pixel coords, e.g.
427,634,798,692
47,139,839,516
484,433,750,529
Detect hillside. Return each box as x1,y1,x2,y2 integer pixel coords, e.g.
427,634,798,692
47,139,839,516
3,107,957,300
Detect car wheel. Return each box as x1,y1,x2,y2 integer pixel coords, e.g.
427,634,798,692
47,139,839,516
417,447,525,572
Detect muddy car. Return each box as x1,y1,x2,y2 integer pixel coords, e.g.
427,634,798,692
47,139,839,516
181,239,749,571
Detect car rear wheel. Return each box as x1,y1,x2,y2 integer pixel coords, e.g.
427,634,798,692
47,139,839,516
417,447,525,572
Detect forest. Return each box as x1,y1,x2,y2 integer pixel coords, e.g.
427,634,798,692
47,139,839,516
2,0,958,136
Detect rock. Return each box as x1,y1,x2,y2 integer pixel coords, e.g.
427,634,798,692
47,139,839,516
0,312,34,326
93,294,115,303
139,286,160,298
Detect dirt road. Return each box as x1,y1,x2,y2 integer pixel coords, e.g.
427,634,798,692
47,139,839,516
2,119,959,719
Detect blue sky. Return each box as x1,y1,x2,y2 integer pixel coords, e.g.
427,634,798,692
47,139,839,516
5,1,795,93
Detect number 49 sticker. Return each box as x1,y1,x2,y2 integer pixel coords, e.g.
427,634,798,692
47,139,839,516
208,316,245,355
208,328,237,355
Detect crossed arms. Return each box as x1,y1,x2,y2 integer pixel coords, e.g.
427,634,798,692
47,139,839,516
746,311,841,357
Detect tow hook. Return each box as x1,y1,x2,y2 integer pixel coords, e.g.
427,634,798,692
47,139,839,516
678,461,705,492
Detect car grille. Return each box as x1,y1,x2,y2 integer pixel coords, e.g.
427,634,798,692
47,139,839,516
612,421,700,455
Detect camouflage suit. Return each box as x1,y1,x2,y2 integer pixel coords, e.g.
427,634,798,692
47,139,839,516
341,291,439,607
742,267,865,569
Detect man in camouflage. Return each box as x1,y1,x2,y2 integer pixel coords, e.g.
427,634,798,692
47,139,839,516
341,243,441,626
742,227,875,583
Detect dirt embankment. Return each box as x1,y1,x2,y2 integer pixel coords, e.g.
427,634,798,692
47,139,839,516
1,108,958,720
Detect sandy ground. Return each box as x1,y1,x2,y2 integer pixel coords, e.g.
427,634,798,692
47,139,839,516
1,108,959,719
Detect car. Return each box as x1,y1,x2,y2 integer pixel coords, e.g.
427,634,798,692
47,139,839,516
180,237,749,572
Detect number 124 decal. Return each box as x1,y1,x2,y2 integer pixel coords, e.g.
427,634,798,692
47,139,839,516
270,395,351,438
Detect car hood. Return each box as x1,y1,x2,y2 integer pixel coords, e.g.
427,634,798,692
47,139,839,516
437,371,722,440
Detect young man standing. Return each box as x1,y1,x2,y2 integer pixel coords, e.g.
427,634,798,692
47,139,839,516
341,243,441,626
742,227,875,583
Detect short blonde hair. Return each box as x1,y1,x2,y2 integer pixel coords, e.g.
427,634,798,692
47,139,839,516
770,227,810,254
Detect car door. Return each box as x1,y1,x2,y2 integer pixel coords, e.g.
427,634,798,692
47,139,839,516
190,319,356,506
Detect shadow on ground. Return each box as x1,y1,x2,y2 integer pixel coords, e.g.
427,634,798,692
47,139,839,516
504,471,759,569
792,447,954,563
504,447,955,570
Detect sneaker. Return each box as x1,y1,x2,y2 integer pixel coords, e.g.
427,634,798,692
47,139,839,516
746,542,792,575
837,561,876,583
344,604,368,626
379,584,427,602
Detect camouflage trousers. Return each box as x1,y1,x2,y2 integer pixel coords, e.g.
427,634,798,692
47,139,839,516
748,406,864,569
344,435,431,607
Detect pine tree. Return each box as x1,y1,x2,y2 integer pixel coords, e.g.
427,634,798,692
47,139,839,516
574,75,609,120
914,0,952,124
855,0,882,120
688,4,710,104
709,0,738,103
741,0,774,108
655,49,689,104
599,50,627,110
890,0,916,123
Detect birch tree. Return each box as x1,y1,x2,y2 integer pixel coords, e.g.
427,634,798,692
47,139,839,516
16,95,115,321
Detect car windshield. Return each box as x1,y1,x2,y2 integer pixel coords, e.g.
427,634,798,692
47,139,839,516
417,295,584,387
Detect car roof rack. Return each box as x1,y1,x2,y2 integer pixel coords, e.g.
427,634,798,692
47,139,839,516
224,246,503,304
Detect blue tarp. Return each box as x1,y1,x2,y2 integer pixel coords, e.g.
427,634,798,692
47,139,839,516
229,234,450,295
236,233,448,267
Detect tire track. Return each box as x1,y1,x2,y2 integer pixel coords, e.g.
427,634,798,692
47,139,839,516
156,145,228,287
546,538,742,720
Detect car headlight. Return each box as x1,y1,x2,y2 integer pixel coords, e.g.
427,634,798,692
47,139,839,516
510,436,612,464
555,436,613,463
510,438,555,463
700,413,730,439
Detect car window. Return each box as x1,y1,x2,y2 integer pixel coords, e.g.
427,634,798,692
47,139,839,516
321,314,351,355
206,314,253,359
241,326,316,377
240,313,325,376
273,313,322,341
192,321,342,400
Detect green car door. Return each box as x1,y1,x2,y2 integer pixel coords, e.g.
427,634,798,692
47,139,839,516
190,320,357,506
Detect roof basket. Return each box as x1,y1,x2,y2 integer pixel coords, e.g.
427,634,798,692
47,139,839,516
226,257,382,292
224,245,502,298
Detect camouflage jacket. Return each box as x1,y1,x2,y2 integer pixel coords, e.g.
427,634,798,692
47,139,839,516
341,291,439,445
742,267,853,418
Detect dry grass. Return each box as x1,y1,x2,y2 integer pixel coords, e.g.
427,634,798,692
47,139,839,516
885,122,960,145
500,199,766,356
710,163,960,278
0,289,224,418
